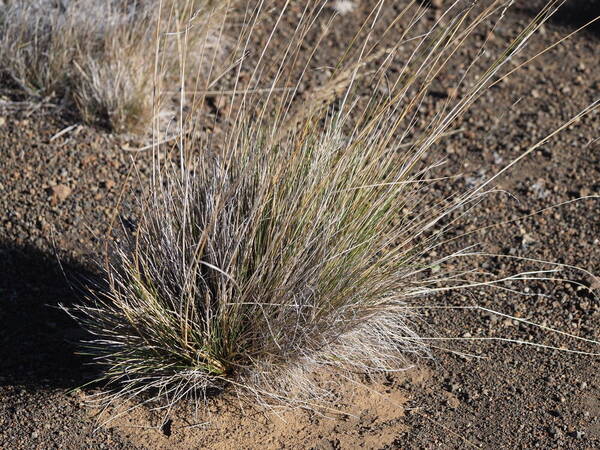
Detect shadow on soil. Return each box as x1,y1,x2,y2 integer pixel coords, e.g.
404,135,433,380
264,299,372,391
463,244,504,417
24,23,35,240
0,242,100,390
525,0,600,37
552,1,600,36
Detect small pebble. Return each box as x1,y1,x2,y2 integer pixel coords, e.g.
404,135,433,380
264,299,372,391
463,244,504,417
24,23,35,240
49,184,72,203
569,431,584,439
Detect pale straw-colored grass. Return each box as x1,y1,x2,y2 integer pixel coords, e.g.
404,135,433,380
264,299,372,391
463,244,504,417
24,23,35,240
0,0,224,133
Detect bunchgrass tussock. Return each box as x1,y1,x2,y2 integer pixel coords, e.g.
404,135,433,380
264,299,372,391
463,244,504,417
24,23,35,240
0,0,224,133
66,0,600,415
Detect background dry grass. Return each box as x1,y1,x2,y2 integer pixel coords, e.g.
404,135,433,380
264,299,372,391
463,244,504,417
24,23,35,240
0,0,224,133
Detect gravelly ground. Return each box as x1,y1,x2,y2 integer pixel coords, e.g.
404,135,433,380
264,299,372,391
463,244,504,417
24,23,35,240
1,1,599,448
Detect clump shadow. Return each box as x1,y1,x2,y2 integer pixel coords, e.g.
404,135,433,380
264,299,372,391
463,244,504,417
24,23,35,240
0,241,101,390
549,0,600,36
519,0,600,38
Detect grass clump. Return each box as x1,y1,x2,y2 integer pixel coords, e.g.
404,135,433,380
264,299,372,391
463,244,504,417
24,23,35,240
67,0,596,411
0,0,223,133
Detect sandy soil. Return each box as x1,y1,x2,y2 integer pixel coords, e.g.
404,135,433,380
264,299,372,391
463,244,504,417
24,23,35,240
1,1,599,448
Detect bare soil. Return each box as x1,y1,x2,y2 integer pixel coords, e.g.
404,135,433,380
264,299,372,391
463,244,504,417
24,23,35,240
1,1,599,448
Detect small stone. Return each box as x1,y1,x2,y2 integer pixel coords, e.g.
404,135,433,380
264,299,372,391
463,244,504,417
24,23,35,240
569,431,584,439
49,184,72,203
589,276,600,291
446,87,458,97
485,313,499,324
100,179,116,190
332,0,356,15
314,439,336,450
502,318,514,327
521,233,536,248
